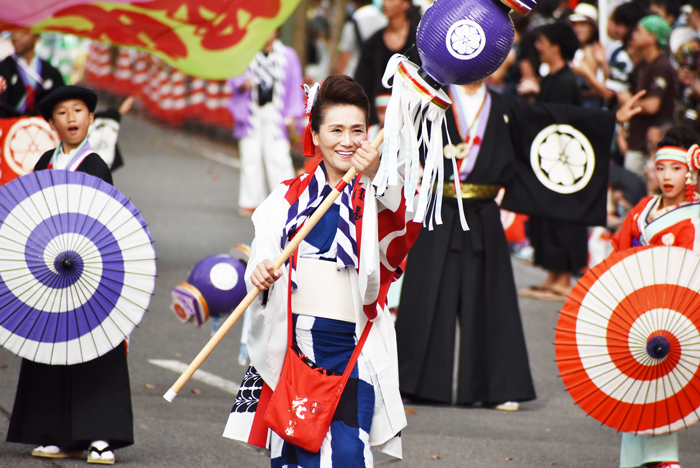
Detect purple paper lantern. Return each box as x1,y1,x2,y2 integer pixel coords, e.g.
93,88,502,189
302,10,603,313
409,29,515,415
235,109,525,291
187,254,247,317
417,0,535,85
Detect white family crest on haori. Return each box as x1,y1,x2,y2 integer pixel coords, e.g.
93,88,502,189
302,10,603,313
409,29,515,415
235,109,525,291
0,170,156,365
556,246,700,435
4,117,60,176
87,117,121,168
530,124,595,194
446,19,487,60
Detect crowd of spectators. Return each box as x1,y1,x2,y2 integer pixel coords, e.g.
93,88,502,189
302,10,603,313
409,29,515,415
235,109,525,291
505,0,700,238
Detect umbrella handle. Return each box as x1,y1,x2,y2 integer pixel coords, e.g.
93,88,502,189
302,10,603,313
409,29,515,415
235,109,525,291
164,129,384,402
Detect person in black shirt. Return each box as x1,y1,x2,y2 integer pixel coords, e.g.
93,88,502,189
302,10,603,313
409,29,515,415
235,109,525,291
519,23,589,300
0,30,64,117
354,0,421,125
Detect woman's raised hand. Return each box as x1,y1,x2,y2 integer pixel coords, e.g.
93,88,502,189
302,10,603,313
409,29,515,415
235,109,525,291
352,140,380,181
250,260,282,291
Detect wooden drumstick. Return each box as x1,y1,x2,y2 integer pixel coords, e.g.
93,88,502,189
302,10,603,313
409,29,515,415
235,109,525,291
164,129,384,402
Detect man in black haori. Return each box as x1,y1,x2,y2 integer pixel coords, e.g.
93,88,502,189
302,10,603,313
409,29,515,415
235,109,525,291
397,78,641,409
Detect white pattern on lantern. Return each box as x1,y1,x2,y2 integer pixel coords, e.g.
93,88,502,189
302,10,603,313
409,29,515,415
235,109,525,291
446,20,486,60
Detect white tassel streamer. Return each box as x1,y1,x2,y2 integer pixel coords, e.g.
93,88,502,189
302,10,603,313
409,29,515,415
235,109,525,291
373,54,468,230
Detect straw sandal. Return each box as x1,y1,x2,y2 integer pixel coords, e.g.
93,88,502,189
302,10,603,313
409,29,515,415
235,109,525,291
519,285,566,301
494,401,520,411
31,445,81,459
87,443,115,465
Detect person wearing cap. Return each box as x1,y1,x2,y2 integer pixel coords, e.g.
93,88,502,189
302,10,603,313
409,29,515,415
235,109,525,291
568,2,606,108
6,85,133,465
617,15,676,181
0,29,64,118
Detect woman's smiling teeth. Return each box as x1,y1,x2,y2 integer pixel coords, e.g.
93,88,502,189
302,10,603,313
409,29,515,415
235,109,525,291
336,150,353,157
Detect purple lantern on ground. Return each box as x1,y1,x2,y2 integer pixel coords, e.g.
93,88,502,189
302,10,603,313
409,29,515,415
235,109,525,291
170,252,248,327
187,254,247,317
417,0,535,85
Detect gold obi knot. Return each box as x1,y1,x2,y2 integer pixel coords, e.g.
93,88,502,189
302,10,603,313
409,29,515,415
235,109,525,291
442,183,502,200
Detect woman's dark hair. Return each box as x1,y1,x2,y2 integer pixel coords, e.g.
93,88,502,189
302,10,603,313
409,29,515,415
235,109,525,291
405,0,422,25
658,126,700,150
310,75,370,132
536,23,580,62
535,0,564,19
650,0,681,21
612,1,648,45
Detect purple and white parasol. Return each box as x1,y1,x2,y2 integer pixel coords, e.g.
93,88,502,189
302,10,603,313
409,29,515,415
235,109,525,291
0,170,156,365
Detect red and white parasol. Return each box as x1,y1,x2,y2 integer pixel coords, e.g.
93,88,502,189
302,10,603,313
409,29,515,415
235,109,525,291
556,245,700,435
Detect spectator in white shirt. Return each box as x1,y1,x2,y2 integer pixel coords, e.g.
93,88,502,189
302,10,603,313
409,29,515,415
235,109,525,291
334,0,387,77
670,0,700,53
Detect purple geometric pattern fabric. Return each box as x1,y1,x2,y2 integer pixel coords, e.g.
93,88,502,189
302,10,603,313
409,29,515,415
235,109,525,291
0,170,156,365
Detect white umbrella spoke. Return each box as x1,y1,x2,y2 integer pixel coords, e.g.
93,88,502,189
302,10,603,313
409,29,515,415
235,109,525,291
1,271,60,351
37,172,70,255
78,268,155,309
0,196,58,258
81,241,155,264
613,252,656,338
68,183,121,255
70,271,119,360
586,265,644,332
0,232,47,258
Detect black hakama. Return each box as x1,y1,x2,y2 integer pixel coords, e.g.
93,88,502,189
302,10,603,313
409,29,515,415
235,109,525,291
396,92,536,404
6,150,132,450
6,343,134,450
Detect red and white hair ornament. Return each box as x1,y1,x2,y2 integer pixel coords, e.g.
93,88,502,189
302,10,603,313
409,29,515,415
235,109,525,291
686,144,700,201
302,82,320,158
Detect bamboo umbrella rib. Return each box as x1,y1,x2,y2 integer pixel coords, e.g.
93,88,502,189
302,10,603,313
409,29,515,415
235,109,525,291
0,233,48,258
604,256,654,338
0,191,58,258
79,268,155,299
68,184,122,256
71,272,115,361
9,268,67,358
37,172,68,255
81,240,154,262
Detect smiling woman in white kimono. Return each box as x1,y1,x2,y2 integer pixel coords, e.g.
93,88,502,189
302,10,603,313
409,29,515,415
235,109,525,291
222,75,421,467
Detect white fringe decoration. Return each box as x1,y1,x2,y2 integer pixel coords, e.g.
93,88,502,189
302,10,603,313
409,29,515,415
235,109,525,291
373,54,469,231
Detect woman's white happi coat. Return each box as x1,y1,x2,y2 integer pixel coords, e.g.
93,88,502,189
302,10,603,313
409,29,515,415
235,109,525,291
225,170,421,458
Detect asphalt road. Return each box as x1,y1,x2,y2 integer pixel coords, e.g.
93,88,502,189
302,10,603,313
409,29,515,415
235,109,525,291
1,111,699,468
